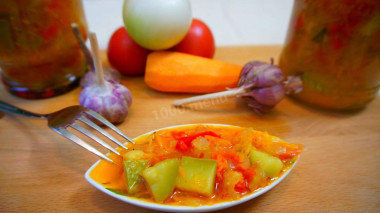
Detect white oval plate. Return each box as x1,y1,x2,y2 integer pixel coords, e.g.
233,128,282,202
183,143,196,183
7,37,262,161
85,124,300,212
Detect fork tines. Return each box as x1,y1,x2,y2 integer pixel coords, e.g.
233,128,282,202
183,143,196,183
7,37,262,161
59,109,134,164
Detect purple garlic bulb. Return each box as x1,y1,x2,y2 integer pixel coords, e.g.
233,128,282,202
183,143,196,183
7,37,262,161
79,32,132,124
79,81,132,124
80,67,121,88
238,60,284,88
238,60,302,113
240,84,285,106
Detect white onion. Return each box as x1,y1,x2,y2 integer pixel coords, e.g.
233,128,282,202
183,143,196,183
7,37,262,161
123,0,192,50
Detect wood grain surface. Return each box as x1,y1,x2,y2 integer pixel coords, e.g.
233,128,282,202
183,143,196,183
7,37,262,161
0,46,379,212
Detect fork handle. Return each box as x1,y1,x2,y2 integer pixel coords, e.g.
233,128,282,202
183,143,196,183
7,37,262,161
0,100,47,119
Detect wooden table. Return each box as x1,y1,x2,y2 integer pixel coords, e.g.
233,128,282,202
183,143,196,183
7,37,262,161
0,46,379,212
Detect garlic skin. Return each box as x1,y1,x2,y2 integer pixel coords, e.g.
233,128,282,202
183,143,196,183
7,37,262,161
79,32,133,124
80,67,121,88
237,61,286,112
238,61,284,88
284,76,303,94
239,83,285,106
79,81,132,124
237,60,302,113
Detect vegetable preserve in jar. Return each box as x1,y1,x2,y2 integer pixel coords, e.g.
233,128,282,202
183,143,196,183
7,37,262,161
0,0,88,98
279,0,380,110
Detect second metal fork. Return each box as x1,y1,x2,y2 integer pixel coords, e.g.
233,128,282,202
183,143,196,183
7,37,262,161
0,100,133,164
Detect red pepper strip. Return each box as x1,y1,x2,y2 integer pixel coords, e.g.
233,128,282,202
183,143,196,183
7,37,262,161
234,180,247,193
171,131,186,139
278,149,303,160
175,131,220,152
233,167,256,193
276,143,303,160
236,166,256,184
175,140,189,153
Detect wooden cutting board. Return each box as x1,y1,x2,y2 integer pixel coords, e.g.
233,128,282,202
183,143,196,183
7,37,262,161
0,46,379,212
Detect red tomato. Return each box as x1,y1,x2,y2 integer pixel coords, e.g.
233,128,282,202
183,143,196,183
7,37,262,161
171,18,215,58
107,27,151,76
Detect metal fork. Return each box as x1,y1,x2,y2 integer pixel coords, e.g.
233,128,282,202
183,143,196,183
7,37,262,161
0,100,134,164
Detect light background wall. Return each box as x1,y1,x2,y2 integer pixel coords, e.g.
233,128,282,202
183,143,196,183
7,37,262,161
83,0,294,49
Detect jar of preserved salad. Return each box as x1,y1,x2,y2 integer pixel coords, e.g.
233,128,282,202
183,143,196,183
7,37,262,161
279,0,380,110
0,0,88,98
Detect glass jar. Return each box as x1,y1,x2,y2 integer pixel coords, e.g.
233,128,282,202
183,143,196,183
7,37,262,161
0,0,88,98
279,0,380,110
